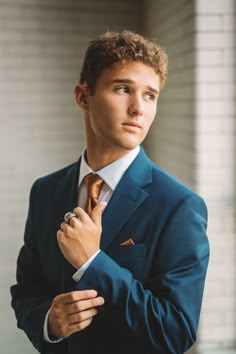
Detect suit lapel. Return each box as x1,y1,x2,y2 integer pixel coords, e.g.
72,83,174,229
101,147,152,250
49,149,152,290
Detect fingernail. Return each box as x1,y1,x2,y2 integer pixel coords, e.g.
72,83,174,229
98,297,105,305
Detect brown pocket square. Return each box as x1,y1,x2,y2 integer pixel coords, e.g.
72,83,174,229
120,238,135,246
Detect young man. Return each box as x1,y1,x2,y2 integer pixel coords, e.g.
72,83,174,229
11,31,209,354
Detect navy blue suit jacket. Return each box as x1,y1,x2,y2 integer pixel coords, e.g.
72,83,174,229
11,147,209,354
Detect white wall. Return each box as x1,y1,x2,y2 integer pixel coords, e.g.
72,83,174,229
195,0,236,352
144,0,236,353
0,1,142,353
144,0,197,190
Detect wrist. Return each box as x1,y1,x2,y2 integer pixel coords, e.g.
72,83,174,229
74,248,100,269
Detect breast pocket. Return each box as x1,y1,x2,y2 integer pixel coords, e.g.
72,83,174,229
108,244,146,281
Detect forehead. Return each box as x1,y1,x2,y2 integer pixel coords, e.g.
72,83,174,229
98,61,160,90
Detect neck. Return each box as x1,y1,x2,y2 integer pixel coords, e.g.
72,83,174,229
85,145,131,171
83,114,136,171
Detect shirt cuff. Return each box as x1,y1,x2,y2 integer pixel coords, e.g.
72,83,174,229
72,250,101,282
43,308,63,343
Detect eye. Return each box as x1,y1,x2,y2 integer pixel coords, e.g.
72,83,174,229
145,92,156,101
115,86,129,94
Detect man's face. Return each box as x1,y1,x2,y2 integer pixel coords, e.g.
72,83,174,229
84,61,160,153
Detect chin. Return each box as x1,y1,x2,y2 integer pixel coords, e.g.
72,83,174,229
120,143,140,151
109,136,143,151
123,138,143,150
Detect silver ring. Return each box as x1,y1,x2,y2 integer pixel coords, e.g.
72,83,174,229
64,211,76,224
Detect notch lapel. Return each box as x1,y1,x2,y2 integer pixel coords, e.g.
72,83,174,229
101,147,152,250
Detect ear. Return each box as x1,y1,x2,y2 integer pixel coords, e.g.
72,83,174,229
74,84,89,110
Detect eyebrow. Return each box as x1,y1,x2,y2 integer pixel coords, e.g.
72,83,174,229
109,79,159,95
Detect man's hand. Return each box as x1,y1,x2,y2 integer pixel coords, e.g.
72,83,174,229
57,202,107,269
48,290,105,338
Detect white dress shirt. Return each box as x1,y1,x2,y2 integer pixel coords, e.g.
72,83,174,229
44,145,140,342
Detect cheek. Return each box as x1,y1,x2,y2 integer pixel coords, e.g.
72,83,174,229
145,107,156,126
92,98,116,120
89,108,113,133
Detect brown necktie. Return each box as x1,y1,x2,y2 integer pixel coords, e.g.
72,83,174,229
84,173,104,216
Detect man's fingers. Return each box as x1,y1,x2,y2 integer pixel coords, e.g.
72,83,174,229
73,207,90,223
64,290,99,304
54,290,98,305
68,317,93,335
91,202,107,225
69,307,98,324
68,296,105,314
51,314,95,338
50,291,105,338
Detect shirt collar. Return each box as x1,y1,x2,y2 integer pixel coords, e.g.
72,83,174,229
78,146,140,191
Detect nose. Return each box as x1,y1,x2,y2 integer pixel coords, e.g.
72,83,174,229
128,95,144,117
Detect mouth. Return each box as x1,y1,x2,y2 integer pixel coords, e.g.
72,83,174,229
122,122,142,129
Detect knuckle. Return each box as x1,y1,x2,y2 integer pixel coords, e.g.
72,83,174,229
76,301,83,312
53,307,61,319
69,217,76,226
52,293,66,308
86,289,97,298
75,313,83,323
70,313,77,323
52,296,60,307
77,322,84,331
70,217,79,228
76,317,92,331
77,320,87,331
91,308,98,316
73,207,81,215
70,291,77,302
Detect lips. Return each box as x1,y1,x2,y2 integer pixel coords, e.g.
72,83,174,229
122,122,142,129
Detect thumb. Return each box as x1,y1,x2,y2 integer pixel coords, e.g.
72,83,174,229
91,201,107,226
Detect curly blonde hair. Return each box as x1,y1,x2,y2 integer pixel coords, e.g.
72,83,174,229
80,31,168,94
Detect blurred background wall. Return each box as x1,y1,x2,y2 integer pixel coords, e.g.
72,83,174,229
0,0,235,353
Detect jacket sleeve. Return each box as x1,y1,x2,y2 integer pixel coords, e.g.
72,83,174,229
10,181,64,354
74,194,210,354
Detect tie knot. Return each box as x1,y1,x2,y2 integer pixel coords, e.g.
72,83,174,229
84,173,104,199
84,174,104,215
